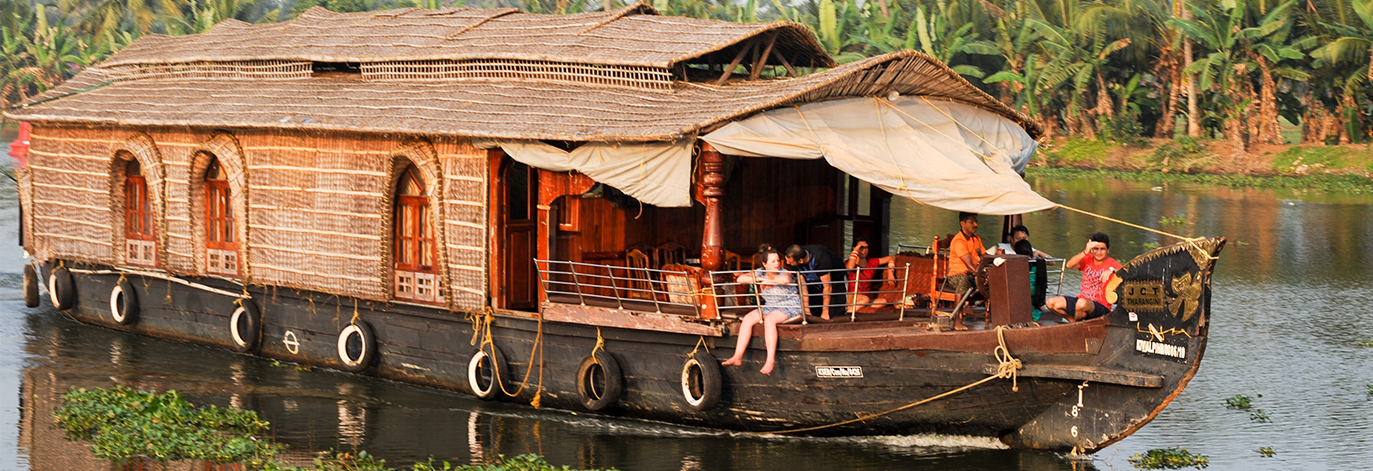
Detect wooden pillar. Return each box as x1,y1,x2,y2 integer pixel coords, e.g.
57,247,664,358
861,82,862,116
697,143,727,321
699,143,726,271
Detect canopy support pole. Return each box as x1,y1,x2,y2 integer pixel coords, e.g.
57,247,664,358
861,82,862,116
697,143,727,320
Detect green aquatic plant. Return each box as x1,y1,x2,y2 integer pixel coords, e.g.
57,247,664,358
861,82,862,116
1256,447,1276,457
53,385,280,465
1250,409,1271,423
1128,447,1210,469
1159,215,1187,226
1358,340,1373,347
1224,394,1254,410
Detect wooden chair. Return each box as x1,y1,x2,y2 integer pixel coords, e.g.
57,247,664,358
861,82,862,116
653,241,686,268
625,249,653,299
723,250,757,271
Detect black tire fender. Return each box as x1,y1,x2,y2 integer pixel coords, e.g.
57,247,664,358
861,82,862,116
23,264,39,308
109,279,139,325
47,266,75,311
681,350,722,411
336,320,376,373
576,350,623,411
468,344,507,400
230,298,262,352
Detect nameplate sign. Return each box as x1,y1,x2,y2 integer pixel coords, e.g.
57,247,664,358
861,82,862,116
815,366,863,378
1121,281,1165,311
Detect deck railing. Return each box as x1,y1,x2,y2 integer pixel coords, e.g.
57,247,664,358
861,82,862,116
534,259,700,315
710,265,912,323
535,259,913,322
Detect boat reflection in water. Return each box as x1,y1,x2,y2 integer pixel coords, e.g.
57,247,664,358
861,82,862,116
16,302,1095,471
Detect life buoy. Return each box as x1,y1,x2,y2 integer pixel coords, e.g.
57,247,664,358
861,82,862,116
576,350,623,411
23,264,38,308
229,299,261,352
336,320,376,372
467,345,506,400
48,266,75,310
681,350,722,411
109,279,139,325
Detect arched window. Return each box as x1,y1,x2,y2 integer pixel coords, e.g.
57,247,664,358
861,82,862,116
394,164,439,303
124,159,156,267
204,158,238,276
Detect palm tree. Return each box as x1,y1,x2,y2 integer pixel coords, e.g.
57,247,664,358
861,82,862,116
1310,0,1373,143
1173,0,1250,151
1238,0,1315,144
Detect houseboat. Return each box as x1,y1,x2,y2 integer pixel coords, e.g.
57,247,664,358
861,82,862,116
6,3,1223,453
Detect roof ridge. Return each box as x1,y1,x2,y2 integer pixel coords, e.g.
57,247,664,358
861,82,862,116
443,8,521,40
576,1,659,36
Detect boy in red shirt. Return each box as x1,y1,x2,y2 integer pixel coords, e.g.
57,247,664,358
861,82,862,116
1044,232,1122,322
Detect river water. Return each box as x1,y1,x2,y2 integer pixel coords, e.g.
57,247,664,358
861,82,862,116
1,139,1371,470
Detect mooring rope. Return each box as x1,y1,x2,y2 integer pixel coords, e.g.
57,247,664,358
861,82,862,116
759,325,1021,435
476,308,545,408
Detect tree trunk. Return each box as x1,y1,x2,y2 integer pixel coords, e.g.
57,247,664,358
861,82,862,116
1183,9,1201,137
1255,58,1282,145
1157,66,1181,138
1302,98,1322,144
1096,74,1115,118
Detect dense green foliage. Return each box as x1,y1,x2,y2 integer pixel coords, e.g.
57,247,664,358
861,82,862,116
5,0,1373,148
53,385,280,465
1128,447,1210,469
56,386,616,470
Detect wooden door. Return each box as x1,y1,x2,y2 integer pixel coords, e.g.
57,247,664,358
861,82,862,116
500,160,539,310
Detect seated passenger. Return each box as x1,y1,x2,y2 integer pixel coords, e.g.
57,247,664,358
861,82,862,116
1044,232,1122,322
996,224,1052,259
784,244,845,320
1014,240,1042,321
945,212,986,331
845,239,896,311
722,247,806,375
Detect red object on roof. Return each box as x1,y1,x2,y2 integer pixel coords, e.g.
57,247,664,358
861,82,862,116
7,121,28,168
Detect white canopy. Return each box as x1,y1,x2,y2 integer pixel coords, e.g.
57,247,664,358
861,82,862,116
476,138,694,208
481,96,1055,214
702,96,1057,215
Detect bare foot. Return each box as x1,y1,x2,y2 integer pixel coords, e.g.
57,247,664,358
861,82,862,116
821,314,830,321
760,362,775,375
953,322,969,332
721,357,742,366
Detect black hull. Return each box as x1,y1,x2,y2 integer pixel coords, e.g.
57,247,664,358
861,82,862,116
35,238,1221,452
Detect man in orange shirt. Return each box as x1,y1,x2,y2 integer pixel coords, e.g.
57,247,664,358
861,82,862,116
944,212,985,330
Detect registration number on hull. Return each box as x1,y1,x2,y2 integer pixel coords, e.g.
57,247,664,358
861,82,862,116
815,366,864,378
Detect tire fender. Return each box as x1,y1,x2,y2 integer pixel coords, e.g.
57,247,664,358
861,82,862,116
48,266,75,311
681,350,723,411
109,279,139,325
468,345,507,400
336,320,376,373
230,298,262,352
576,350,623,411
23,264,39,308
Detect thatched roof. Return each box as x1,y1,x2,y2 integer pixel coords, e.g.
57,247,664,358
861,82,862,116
6,50,1041,140
99,3,833,69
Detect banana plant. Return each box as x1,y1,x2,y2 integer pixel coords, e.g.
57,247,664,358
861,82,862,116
911,2,998,78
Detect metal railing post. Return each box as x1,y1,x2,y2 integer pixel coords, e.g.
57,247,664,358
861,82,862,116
606,264,624,310
899,263,910,321
569,262,586,306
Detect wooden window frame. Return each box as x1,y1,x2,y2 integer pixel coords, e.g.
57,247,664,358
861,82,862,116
393,165,441,304
124,161,157,268
204,160,239,277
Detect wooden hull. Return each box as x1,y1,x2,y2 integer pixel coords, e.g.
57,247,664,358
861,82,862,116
37,238,1221,453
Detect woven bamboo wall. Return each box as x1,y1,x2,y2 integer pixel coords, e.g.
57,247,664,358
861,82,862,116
24,125,491,311
27,127,123,264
